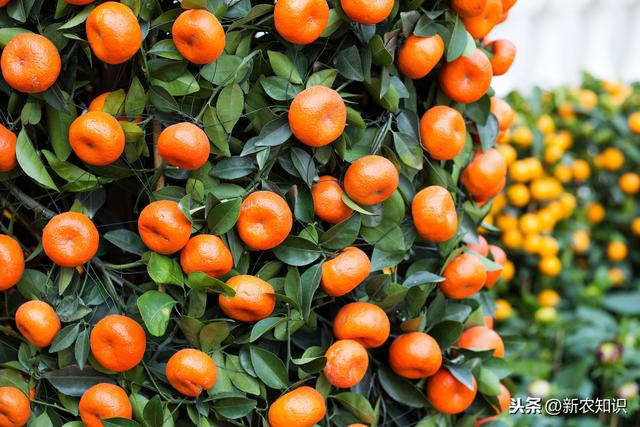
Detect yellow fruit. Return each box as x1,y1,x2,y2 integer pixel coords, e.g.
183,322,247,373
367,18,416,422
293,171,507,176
572,230,590,254
558,193,577,218
535,306,558,323
530,177,563,201
632,218,640,236
494,299,513,321
607,241,628,262
509,161,531,183
498,129,511,144
538,289,560,307
512,126,533,147
555,131,573,150
544,144,564,164
502,229,522,249
558,102,576,120
608,268,625,287
619,173,640,195
553,164,572,183
598,148,624,171
628,111,640,134
539,236,559,257
523,234,542,254
496,214,518,232
491,194,507,215
539,256,561,277
586,203,605,224
537,209,556,233
519,213,540,235
502,260,515,282
578,89,597,111
537,114,555,134
525,158,544,179
571,159,591,181
496,144,516,165
507,184,530,208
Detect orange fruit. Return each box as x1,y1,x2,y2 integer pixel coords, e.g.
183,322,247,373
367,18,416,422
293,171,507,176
66,0,95,5
440,49,492,104
451,0,487,17
274,0,329,45
15,300,61,348
502,260,515,281
321,247,371,297
439,253,487,299
323,339,369,388
166,349,217,396
632,217,640,236
539,256,561,277
237,191,293,250
219,275,275,322
571,159,590,181
490,97,515,131
389,332,442,379
1,33,61,93
628,111,640,134
268,386,326,427
0,124,17,172
494,299,512,321
138,200,192,255
483,316,494,329
461,0,503,39
572,230,590,254
488,39,516,76
90,314,146,372
506,184,530,207
88,92,112,112
289,86,346,147
586,202,605,224
597,147,624,171
412,185,458,242
344,155,399,205
69,111,125,166
485,244,506,288
461,148,507,203
426,368,478,414
538,289,560,307
333,302,390,348
158,122,210,170
79,383,132,427
0,235,24,291
477,383,510,424
467,235,489,257
608,268,625,287
340,0,394,24
607,241,628,262
86,2,142,64
397,35,445,79
180,235,233,278
311,176,353,224
458,325,505,357
0,386,30,427
619,172,640,195
172,10,225,64
419,106,466,160
42,212,99,267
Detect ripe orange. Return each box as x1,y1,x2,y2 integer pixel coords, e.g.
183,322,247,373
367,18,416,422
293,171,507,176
491,97,515,132
340,0,394,24
458,326,505,357
274,0,329,45
42,212,99,267
333,302,390,348
461,148,507,203
467,235,489,257
632,217,640,236
69,111,125,166
237,191,293,250
0,235,24,291
0,124,17,172
412,185,458,242
619,172,640,195
219,275,275,322
158,122,210,170
494,299,512,321
311,176,353,224
1,33,61,93
426,368,477,414
488,39,516,75
180,235,233,278
440,49,492,104
323,339,369,388
166,349,217,396
138,200,192,255
476,383,511,424
15,300,61,348
79,383,132,427
344,155,399,205
172,10,225,64
0,387,30,427
86,2,142,64
321,247,371,297
289,86,346,147
485,244,506,288
451,0,487,17
571,159,591,181
268,386,326,427
419,106,466,160
607,241,628,262
628,111,640,134
90,314,146,372
462,0,502,39
397,35,445,79
439,253,487,299
389,332,442,379
538,289,560,307
586,202,605,224
483,316,494,329
88,92,112,112
539,256,561,277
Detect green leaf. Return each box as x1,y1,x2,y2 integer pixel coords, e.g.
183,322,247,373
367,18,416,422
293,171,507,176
148,39,183,60
393,132,423,170
334,392,376,424
58,6,94,29
603,291,640,315
74,328,90,370
210,156,255,179
403,271,445,287
378,366,426,408
16,130,58,191
320,214,361,250
147,252,184,286
213,397,257,419
300,263,322,320
249,346,288,389
151,72,200,96
0,28,31,47
49,323,79,353
430,320,463,349
369,35,393,66
186,272,235,296
478,366,501,396
44,366,111,396
341,193,376,216
268,50,303,85
336,46,364,81
260,76,302,101
217,83,244,133
477,114,499,152
125,77,146,116
447,15,468,62
272,236,322,267
103,230,146,256
306,69,338,89
136,291,177,337
445,364,475,391
249,317,286,342
207,198,242,234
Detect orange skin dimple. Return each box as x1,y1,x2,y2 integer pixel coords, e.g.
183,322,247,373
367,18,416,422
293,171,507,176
275,0,330,45
289,86,347,147
321,247,371,297
0,235,24,291
439,253,487,299
157,122,210,171
0,386,30,427
0,33,61,94
485,244,506,288
86,2,142,65
340,0,394,24
138,200,192,255
166,349,217,397
333,302,390,348
439,48,493,104
42,212,100,267
458,325,505,357
69,111,125,166
397,35,445,80
343,155,399,205
426,368,478,414
15,300,61,348
172,9,225,64
268,386,326,427
389,332,442,379
488,39,516,76
180,235,233,278
462,0,503,39
311,176,353,224
461,148,507,203
237,191,293,250
90,314,146,372
420,105,466,160
0,125,17,173
412,185,458,243
323,339,369,388
79,383,132,427
451,0,488,17
219,275,276,322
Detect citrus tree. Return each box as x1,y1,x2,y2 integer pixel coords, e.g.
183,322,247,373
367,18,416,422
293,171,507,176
0,0,518,426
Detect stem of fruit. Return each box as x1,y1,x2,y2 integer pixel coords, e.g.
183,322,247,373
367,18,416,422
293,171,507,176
102,260,145,270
